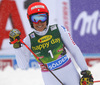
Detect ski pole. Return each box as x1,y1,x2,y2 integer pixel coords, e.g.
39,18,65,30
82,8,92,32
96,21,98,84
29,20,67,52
94,80,100,83
10,38,65,85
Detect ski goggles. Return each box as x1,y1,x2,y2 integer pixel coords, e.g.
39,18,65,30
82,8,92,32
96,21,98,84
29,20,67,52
31,13,47,24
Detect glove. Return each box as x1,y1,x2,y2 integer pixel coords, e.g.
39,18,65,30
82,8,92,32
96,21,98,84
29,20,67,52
80,70,94,85
9,29,21,48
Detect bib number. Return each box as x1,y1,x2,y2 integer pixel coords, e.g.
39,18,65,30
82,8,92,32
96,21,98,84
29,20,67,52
48,50,54,58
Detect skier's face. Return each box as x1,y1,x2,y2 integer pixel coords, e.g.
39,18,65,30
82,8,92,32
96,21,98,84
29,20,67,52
33,21,47,31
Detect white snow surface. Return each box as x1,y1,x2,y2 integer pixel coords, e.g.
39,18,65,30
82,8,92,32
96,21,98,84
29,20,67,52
0,63,100,85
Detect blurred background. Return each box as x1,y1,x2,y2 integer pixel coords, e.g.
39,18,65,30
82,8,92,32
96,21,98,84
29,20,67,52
0,0,100,85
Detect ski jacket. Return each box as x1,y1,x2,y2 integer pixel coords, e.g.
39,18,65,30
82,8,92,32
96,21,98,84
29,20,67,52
15,24,88,71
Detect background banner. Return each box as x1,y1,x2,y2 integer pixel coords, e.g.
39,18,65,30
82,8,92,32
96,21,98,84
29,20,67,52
70,0,100,53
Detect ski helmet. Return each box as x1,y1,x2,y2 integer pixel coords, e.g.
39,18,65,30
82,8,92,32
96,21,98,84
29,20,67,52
27,2,49,28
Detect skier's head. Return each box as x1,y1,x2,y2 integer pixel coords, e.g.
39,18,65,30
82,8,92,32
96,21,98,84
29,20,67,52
27,2,49,31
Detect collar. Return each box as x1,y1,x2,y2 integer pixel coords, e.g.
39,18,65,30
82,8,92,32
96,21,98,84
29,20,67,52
33,26,49,36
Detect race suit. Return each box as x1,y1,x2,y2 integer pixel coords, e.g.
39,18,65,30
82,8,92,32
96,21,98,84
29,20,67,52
15,24,88,85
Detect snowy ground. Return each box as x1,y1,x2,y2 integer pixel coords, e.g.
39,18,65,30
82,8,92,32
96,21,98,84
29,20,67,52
0,63,100,85
0,67,44,85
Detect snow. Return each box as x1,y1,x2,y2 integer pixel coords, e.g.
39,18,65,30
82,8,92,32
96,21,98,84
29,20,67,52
0,67,44,85
0,63,100,85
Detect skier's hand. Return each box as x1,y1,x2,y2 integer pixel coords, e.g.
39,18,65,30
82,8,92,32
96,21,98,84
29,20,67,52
9,29,21,48
80,70,94,85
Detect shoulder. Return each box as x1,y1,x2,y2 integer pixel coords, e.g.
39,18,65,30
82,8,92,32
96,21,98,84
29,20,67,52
49,24,58,30
57,25,69,34
48,24,69,34
23,35,30,42
49,24,58,27
49,24,65,31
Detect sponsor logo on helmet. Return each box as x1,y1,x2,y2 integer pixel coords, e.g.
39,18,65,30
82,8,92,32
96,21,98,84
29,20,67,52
31,5,45,10
38,35,52,43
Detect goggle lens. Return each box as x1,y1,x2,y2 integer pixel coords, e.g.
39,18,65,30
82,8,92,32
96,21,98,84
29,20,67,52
31,14,47,23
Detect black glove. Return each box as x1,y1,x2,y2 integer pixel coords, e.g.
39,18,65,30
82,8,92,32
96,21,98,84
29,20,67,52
80,70,94,85
9,29,21,48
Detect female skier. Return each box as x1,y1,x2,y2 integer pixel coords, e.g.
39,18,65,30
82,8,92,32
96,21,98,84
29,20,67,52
9,2,93,85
